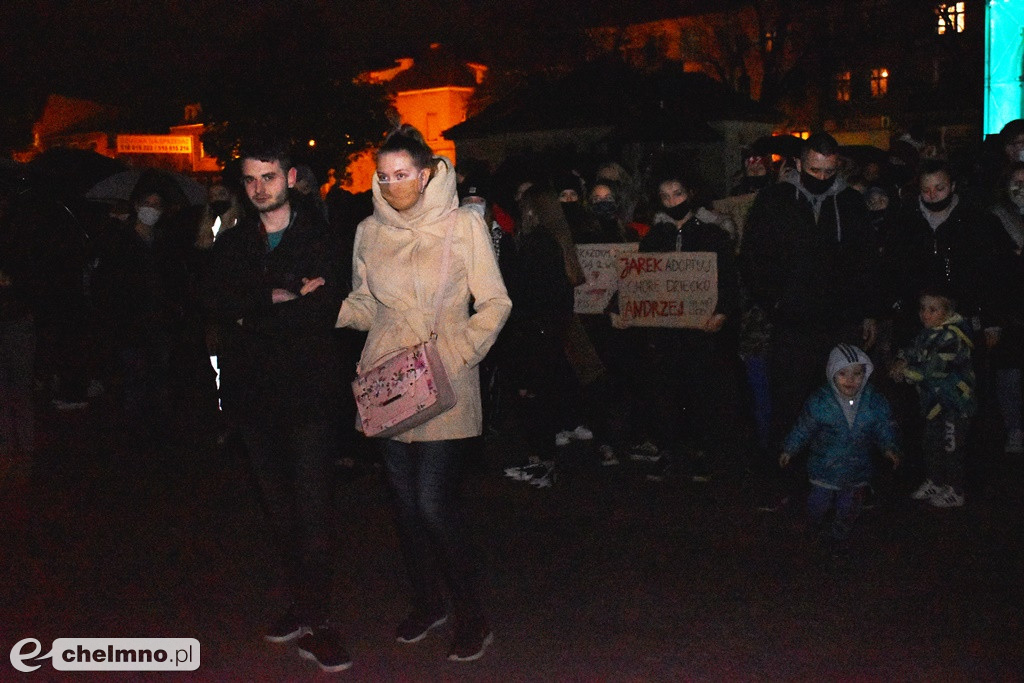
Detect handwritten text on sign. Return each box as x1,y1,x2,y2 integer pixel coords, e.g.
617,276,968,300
617,252,718,329
573,242,639,314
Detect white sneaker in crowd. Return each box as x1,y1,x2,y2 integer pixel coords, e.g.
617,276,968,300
911,479,942,500
570,425,593,441
628,440,661,463
929,485,965,508
504,463,550,481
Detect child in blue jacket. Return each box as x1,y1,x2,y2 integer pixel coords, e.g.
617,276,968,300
780,343,900,553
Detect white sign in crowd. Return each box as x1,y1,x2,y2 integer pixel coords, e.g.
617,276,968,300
574,244,718,330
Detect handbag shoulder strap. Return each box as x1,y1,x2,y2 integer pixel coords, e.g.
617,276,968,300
429,213,457,338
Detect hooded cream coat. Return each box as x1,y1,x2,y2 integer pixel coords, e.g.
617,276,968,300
337,157,511,442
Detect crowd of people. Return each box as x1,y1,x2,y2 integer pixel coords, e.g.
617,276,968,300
1,119,1023,672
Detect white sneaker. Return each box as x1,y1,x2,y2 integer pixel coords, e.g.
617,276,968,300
530,468,555,488
628,441,661,463
504,463,549,481
929,485,965,508
1005,429,1023,454
911,479,941,500
599,444,619,466
570,425,594,441
555,431,572,447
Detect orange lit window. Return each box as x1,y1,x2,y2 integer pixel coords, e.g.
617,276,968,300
870,68,889,98
836,71,851,102
763,30,776,53
936,2,965,34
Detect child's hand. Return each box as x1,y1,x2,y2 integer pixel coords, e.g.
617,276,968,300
885,450,900,469
778,452,792,468
889,359,906,382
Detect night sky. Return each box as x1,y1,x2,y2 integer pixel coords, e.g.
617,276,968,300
0,0,635,149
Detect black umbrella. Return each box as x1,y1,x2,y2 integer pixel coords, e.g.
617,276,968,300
85,168,207,206
24,148,127,197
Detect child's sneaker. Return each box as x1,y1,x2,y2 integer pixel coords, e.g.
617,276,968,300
911,479,942,500
929,485,965,508
554,431,573,447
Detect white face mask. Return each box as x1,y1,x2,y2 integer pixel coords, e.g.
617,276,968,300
137,206,162,226
463,202,486,218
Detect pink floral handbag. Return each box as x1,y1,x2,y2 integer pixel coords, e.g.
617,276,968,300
352,217,458,438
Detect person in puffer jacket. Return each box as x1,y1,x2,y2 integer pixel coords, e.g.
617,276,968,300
891,289,976,509
781,344,900,554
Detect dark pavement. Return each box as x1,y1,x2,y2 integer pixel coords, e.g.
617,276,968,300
2,390,1023,681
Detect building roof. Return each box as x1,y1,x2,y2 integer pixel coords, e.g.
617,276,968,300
32,94,122,140
445,56,777,140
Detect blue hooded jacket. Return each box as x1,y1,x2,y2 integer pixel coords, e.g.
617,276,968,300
783,344,899,489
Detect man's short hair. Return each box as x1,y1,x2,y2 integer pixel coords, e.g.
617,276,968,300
238,134,294,173
800,132,840,160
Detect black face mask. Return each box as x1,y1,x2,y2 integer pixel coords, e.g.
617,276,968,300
800,171,836,195
663,201,692,221
209,200,231,215
921,194,954,213
590,200,618,220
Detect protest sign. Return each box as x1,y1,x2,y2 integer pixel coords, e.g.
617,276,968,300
617,251,718,329
573,242,639,314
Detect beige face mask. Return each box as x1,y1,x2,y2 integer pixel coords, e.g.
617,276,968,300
379,176,423,212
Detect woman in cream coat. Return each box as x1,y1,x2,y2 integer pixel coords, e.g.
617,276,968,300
336,125,510,662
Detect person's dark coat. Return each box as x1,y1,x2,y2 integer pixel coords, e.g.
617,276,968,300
884,197,1006,328
741,177,881,330
93,217,188,347
508,229,575,321
641,213,740,321
200,205,347,426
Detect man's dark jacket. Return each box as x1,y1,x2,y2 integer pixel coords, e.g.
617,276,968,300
741,178,881,330
200,204,347,426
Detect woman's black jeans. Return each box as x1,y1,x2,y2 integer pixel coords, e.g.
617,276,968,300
381,438,483,624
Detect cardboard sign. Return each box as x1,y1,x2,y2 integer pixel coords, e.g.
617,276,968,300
712,193,757,245
573,242,639,314
617,251,718,329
